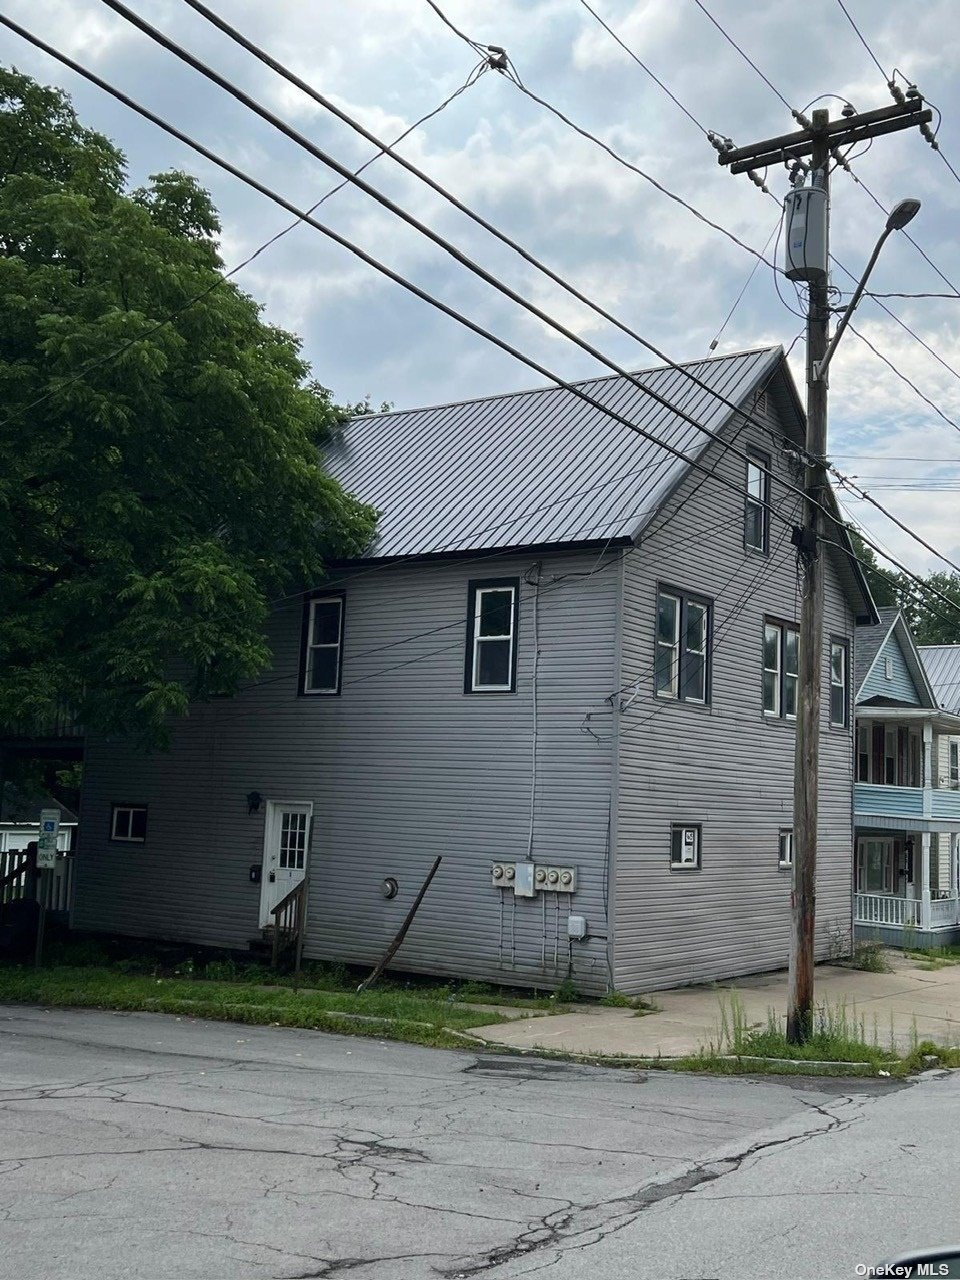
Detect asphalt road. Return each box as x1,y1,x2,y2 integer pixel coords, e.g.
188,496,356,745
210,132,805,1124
0,1005,953,1280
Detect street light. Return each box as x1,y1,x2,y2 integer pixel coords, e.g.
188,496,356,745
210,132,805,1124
814,197,921,382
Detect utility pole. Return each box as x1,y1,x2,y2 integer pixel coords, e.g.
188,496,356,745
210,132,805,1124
717,97,932,1042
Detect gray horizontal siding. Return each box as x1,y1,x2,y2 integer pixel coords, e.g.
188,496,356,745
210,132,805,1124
612,399,855,993
75,550,619,993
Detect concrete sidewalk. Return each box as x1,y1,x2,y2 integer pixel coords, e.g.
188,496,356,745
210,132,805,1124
469,952,960,1058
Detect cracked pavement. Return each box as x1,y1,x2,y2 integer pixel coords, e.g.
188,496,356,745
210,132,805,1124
0,1005,952,1279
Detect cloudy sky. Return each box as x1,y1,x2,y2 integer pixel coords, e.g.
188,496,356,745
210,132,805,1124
4,0,959,578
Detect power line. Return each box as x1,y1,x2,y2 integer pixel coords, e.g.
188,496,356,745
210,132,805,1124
574,0,710,137
8,17,958,627
184,0,960,574
0,59,487,434
833,0,888,80
847,323,960,438
112,0,960,602
691,0,960,305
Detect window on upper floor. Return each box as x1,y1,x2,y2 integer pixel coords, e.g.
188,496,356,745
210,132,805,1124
110,804,147,843
300,594,344,695
830,639,849,728
950,741,960,790
744,449,771,553
762,619,799,719
670,824,701,870
655,588,711,704
465,578,519,693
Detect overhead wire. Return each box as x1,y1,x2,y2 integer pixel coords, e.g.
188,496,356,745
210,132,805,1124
7,14,959,626
0,57,488,433
118,0,960,600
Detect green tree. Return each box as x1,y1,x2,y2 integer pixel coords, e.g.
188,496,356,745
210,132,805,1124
906,572,960,645
0,69,376,743
847,528,960,645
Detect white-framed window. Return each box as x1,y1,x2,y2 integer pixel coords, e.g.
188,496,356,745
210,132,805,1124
884,655,894,680
670,824,701,870
744,449,771,553
110,804,147,843
466,578,518,693
884,726,897,784
950,741,960,790
778,829,794,869
856,838,896,895
763,619,799,719
655,588,711,704
301,594,344,695
830,640,849,728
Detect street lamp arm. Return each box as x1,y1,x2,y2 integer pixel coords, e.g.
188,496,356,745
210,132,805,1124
813,197,920,383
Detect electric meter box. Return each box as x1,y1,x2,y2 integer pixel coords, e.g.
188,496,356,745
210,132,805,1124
783,185,828,281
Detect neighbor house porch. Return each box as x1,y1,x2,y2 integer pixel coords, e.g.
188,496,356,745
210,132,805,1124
853,707,960,947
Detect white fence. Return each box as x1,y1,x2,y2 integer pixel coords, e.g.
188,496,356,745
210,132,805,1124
855,893,960,930
855,893,920,928
0,850,75,915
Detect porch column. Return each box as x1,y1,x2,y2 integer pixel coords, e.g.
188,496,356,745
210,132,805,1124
921,831,932,930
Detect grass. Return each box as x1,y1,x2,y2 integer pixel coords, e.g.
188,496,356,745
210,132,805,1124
673,992,960,1078
0,964,511,1049
849,940,892,973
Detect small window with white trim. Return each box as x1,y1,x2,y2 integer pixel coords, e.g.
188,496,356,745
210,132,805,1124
465,578,519,693
778,828,793,869
670,824,701,870
655,588,711,704
301,594,344,695
950,741,959,790
110,804,147,843
884,655,894,680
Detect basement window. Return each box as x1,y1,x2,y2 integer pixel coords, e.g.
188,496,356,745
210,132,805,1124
778,829,794,869
670,824,701,871
110,804,147,843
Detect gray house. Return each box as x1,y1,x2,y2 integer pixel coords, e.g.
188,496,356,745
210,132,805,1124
852,612,960,946
73,346,875,994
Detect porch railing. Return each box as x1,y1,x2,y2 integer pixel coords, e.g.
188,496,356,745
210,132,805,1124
855,893,920,928
270,881,306,968
930,897,960,928
0,850,75,915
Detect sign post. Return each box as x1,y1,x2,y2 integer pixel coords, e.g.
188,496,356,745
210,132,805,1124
35,808,60,968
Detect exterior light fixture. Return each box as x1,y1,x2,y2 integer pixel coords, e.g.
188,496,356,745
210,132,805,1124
246,790,262,814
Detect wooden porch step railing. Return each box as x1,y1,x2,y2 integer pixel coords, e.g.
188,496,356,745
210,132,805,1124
270,881,306,968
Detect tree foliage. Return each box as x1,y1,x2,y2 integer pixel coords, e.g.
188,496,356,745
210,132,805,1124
848,530,960,645
0,69,377,743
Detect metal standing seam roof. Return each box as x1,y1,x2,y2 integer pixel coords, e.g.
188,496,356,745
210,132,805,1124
919,644,960,713
322,346,782,560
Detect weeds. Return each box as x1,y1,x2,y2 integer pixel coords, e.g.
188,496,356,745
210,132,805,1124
702,993,901,1068
850,941,892,973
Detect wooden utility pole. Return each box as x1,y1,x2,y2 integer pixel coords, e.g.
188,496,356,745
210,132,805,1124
717,97,932,1042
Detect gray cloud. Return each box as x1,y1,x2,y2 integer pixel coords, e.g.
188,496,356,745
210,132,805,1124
4,0,959,574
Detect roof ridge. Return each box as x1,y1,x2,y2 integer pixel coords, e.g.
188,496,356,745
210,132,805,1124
346,344,782,426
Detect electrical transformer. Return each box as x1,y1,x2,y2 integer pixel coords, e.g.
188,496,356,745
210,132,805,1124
783,184,828,281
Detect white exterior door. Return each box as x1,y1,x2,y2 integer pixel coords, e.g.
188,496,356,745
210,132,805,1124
259,802,312,928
